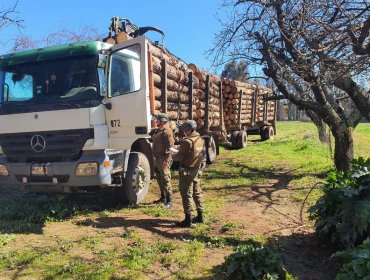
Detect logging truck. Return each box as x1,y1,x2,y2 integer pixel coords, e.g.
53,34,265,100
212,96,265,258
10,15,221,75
0,17,276,203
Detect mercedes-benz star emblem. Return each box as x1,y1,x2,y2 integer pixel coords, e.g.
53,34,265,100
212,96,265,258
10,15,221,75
30,135,46,152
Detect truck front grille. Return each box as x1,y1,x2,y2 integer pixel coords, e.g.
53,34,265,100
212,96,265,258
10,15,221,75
0,128,94,163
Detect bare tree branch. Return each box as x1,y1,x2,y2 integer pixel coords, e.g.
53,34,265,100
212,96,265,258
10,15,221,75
0,1,23,31
209,0,369,171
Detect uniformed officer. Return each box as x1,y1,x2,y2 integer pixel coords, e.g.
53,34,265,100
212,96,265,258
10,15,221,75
150,113,174,208
172,120,206,227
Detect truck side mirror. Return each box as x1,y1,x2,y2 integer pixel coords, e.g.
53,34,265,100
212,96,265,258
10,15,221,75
97,68,107,97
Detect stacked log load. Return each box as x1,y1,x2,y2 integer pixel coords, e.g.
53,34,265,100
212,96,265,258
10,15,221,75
222,78,275,130
255,85,276,123
222,79,254,128
149,43,221,130
148,43,275,132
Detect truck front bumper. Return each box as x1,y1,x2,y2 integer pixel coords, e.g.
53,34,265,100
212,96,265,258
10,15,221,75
0,150,115,190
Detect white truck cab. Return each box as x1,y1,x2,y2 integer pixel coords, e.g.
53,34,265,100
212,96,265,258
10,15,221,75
0,36,154,203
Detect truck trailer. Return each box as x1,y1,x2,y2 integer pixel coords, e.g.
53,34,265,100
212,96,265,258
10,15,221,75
0,17,276,203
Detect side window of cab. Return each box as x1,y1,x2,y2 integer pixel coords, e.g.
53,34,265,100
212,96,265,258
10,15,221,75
109,44,141,97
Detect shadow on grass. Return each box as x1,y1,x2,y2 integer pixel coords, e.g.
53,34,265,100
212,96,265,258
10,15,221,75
201,232,339,280
272,232,339,280
220,138,264,151
90,215,338,280
204,162,301,197
206,159,325,202
0,188,125,234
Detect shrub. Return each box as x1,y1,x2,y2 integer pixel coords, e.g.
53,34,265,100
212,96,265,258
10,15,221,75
309,157,370,248
332,238,370,280
222,243,286,280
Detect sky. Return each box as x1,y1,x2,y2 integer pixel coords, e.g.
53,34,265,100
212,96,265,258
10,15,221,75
0,0,227,74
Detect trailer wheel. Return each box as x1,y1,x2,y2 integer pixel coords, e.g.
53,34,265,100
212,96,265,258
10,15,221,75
122,152,150,204
231,131,239,149
236,131,248,149
205,136,217,164
261,126,275,141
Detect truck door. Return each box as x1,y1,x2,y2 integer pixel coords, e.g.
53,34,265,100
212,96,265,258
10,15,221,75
105,36,150,150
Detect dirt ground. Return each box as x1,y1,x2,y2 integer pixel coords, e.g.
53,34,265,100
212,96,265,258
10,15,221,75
0,165,339,279
220,180,339,280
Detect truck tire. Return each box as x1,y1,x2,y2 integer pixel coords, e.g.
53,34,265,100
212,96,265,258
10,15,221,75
123,152,150,204
231,131,239,149
205,135,217,164
260,127,266,141
261,126,275,141
236,131,247,149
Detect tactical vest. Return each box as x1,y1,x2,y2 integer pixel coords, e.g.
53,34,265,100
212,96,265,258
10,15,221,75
181,134,205,168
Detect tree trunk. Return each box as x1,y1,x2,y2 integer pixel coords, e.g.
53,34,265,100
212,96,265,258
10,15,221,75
331,125,354,171
334,76,370,122
317,120,329,144
306,110,329,143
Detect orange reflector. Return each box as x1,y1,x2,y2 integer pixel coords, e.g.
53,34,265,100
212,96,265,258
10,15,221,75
103,161,111,167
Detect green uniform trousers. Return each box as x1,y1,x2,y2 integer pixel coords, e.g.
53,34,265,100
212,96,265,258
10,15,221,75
179,167,204,216
155,158,172,198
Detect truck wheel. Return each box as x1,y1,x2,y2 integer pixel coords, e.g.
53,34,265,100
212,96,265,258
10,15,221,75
123,152,150,204
260,127,267,141
265,126,275,140
206,136,217,164
231,131,239,149
261,126,275,141
236,131,247,149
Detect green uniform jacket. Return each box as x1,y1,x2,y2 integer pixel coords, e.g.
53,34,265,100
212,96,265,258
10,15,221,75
150,124,174,161
173,131,205,168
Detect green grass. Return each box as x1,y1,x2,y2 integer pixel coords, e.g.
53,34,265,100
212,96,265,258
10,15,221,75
0,121,368,279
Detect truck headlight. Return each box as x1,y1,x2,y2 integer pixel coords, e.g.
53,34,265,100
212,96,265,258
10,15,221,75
75,162,98,176
0,164,9,176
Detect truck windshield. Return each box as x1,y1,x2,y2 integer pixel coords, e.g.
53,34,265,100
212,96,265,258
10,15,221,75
0,55,99,105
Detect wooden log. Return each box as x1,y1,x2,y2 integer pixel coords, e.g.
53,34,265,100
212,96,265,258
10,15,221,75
154,100,162,110
194,89,205,99
148,44,188,71
209,97,220,105
209,111,220,118
188,63,206,82
167,79,188,92
167,102,195,112
222,78,230,85
194,109,205,118
167,110,195,120
152,56,189,84
194,100,206,109
154,87,161,98
210,75,220,84
153,73,161,86
167,90,189,103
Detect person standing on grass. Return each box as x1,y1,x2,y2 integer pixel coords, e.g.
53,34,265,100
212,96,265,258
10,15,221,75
172,120,206,227
150,113,174,208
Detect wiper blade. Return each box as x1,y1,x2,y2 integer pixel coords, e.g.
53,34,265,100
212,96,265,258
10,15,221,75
58,102,81,108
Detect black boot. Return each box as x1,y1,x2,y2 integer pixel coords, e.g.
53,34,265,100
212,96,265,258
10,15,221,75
153,195,166,204
193,210,205,223
176,214,193,228
164,195,172,208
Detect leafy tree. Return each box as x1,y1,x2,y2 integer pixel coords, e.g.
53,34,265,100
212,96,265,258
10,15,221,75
210,0,369,171
221,60,249,82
